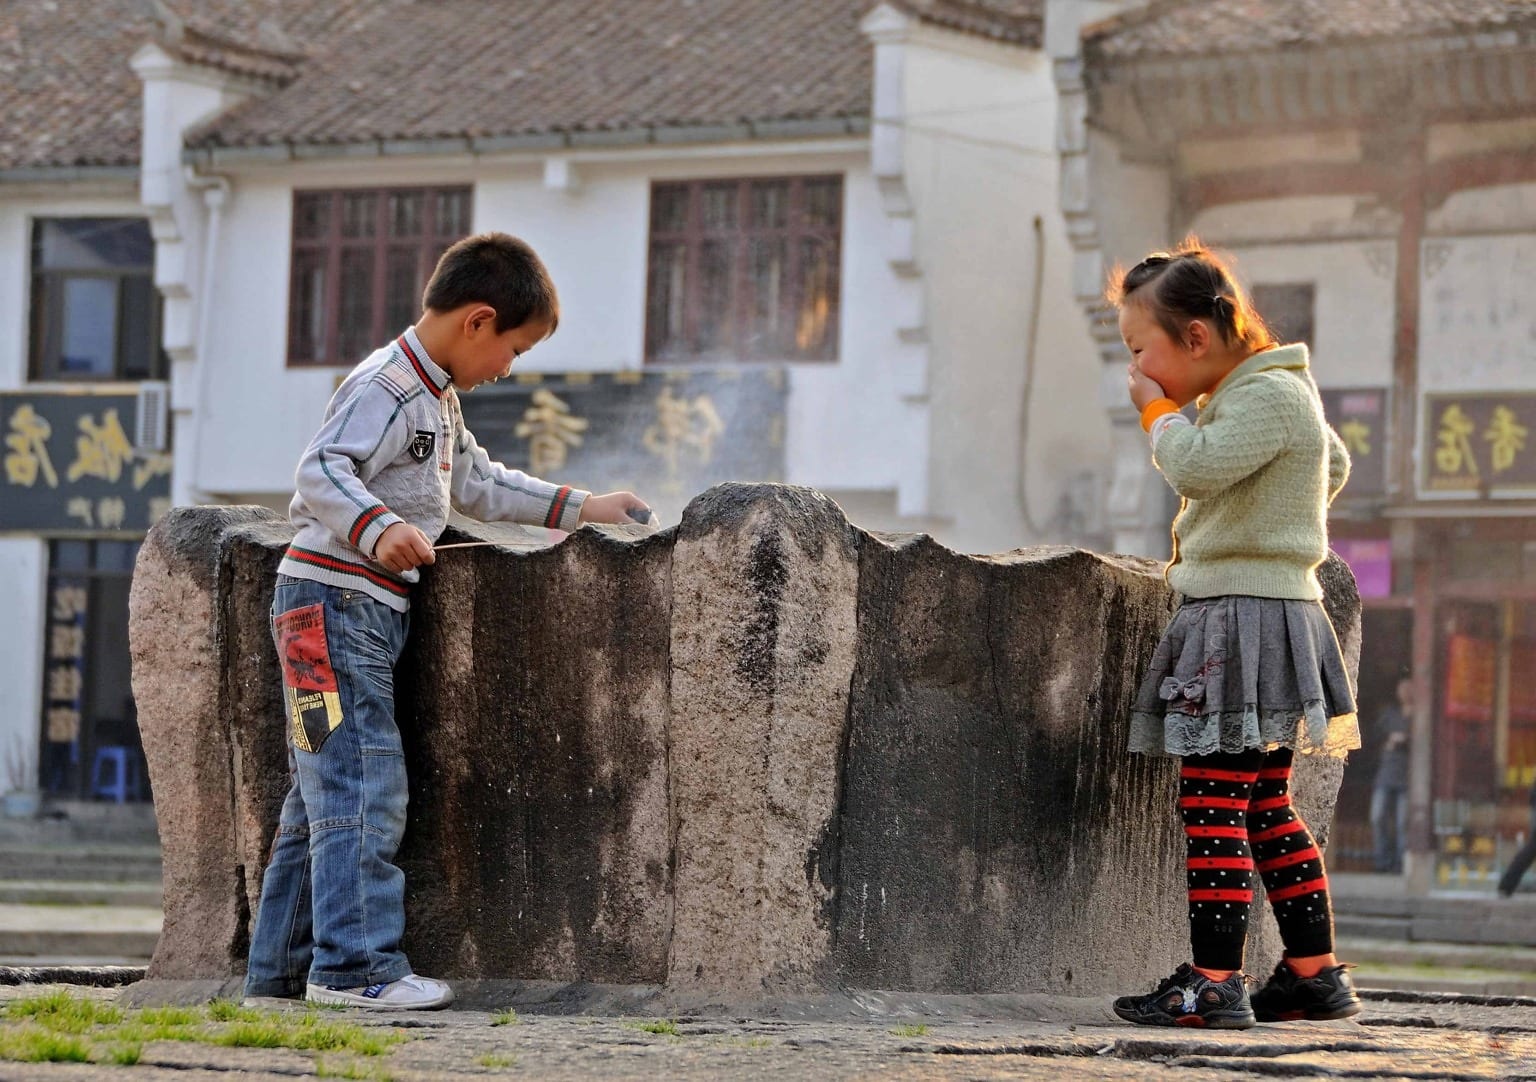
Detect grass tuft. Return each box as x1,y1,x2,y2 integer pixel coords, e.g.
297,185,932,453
478,1052,517,1067
0,1028,93,1063
889,1023,929,1037
624,1018,681,1036
490,1008,520,1027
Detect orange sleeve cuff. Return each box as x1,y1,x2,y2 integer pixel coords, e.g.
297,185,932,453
1140,398,1179,432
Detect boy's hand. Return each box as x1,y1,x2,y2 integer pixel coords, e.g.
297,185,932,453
374,522,437,573
578,491,653,526
1127,363,1170,411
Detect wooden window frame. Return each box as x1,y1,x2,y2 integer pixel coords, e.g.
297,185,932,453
645,174,843,365
286,185,472,367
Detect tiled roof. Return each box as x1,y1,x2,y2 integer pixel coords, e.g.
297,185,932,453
157,0,391,83
893,0,1044,46
188,0,880,150
1085,0,1536,62
0,0,157,172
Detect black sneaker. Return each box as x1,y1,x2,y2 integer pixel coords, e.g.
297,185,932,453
1250,960,1361,1022
1112,963,1256,1028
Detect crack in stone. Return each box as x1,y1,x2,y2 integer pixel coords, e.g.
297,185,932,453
1169,1055,1486,1080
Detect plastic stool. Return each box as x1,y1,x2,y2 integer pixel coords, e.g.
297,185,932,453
91,746,141,803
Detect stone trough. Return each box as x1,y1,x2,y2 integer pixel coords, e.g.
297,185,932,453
127,483,1358,999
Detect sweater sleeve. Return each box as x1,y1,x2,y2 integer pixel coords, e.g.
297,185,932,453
449,406,589,530
1152,376,1297,501
293,380,410,557
1326,424,1351,504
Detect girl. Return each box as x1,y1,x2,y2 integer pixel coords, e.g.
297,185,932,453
1110,239,1362,1029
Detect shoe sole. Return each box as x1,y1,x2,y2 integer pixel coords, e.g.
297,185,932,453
1113,1006,1256,1029
304,985,454,1011
1255,1001,1362,1023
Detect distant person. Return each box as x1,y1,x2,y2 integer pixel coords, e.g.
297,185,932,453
1107,238,1362,1029
1370,678,1412,874
1497,782,1536,898
243,233,652,1011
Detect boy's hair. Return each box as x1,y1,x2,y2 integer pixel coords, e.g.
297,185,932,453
1106,235,1273,353
422,232,560,335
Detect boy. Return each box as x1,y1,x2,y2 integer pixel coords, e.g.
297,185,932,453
244,233,649,1010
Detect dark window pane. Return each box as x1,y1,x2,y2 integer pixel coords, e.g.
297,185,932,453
696,239,735,353
35,219,153,271
52,541,91,572
294,193,331,240
435,190,469,238
700,183,737,232
94,541,139,573
651,185,689,234
803,178,842,229
747,238,785,356
118,275,158,380
646,242,687,357
385,248,421,334
796,236,839,356
338,249,375,361
388,192,423,238
750,181,789,230
341,192,377,239
59,277,117,375
1252,283,1315,347
288,249,327,361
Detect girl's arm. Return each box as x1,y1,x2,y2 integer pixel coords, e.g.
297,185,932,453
1326,425,1351,504
1152,376,1299,500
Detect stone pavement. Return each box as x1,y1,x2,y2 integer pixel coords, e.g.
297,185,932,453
0,981,1533,1080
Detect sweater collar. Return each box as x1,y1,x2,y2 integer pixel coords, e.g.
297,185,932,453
397,326,451,399
1198,343,1309,409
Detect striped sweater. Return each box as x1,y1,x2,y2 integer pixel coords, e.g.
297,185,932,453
278,326,589,610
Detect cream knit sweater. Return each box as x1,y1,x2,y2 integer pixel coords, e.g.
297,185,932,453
1153,344,1349,601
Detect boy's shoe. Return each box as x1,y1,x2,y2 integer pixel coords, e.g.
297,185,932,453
305,973,454,1010
1250,961,1361,1022
1112,963,1256,1028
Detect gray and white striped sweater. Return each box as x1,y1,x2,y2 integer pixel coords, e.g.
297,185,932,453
277,325,588,610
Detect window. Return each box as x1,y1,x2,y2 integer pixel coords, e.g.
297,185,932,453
287,186,472,366
646,175,842,363
29,219,165,382
1251,282,1315,348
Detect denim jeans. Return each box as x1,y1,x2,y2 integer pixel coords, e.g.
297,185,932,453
1370,781,1408,874
244,576,413,996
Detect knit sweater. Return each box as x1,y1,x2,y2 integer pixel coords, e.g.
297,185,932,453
1152,344,1349,601
278,326,589,610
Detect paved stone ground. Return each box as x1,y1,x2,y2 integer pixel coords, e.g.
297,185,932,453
0,981,1534,1080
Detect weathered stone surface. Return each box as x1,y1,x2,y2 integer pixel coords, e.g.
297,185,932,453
128,483,1360,996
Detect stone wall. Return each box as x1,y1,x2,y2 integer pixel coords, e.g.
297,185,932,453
128,483,1359,996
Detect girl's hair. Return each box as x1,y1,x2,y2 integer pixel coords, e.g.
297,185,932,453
1106,236,1274,353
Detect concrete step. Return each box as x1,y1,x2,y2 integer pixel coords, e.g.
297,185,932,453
0,903,159,964
0,880,162,907
0,844,161,884
1335,914,1412,941
1337,935,1536,975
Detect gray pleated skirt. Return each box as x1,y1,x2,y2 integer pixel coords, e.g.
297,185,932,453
1128,595,1360,759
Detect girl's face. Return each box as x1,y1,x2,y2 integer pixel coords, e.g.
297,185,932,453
1119,302,1210,407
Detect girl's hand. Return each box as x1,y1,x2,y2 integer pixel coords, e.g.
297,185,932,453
579,491,652,525
1127,364,1169,411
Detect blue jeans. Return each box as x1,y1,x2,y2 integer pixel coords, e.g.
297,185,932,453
244,576,413,996
1370,781,1408,874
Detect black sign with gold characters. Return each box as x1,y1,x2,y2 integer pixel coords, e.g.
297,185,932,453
1319,387,1387,500
1,391,172,533
458,367,787,507
1422,393,1536,495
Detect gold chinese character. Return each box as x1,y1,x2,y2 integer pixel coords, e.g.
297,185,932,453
643,387,725,486
514,389,588,476
133,452,173,491
1434,404,1479,479
47,665,83,702
67,409,134,484
97,496,126,530
4,404,59,488
66,497,94,527
51,586,88,621
1338,419,1372,457
46,706,81,743
49,625,84,661
1485,405,1528,474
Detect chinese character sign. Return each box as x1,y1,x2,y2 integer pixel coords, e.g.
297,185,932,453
1319,388,1387,499
0,393,172,532
1422,394,1536,494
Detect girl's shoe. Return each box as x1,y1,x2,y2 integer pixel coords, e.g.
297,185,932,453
1112,963,1256,1028
1250,961,1361,1022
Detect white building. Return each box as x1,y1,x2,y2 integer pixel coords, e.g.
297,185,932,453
0,0,1106,805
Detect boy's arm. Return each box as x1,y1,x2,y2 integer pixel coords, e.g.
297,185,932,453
1326,424,1351,504
296,381,412,558
1151,377,1296,501
450,415,589,529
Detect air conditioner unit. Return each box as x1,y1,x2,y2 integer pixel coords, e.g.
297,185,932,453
135,381,169,452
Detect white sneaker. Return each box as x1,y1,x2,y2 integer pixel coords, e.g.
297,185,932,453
305,973,454,1010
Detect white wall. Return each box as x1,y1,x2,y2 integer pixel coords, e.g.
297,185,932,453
1418,230,1536,394
0,538,48,789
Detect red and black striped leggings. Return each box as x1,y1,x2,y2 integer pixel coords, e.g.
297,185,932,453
1181,746,1334,971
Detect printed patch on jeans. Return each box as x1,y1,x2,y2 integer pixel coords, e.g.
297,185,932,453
274,603,343,753
409,429,435,462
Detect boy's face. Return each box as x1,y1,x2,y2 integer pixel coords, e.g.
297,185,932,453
450,312,553,391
